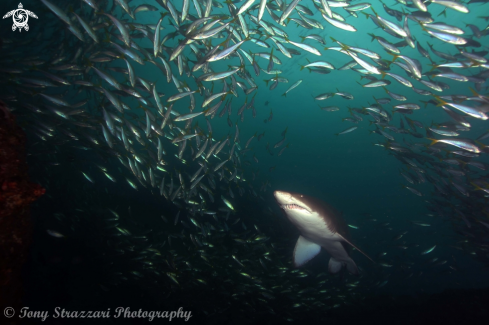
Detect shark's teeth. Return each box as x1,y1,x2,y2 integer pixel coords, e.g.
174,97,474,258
284,204,305,210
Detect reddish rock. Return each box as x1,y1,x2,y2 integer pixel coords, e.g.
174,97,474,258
0,101,45,319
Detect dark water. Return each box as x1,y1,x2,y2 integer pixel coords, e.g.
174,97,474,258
1,0,489,324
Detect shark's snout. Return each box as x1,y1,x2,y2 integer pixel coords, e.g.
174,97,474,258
274,191,310,213
274,190,291,205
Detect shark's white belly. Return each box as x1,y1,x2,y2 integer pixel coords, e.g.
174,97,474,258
285,210,350,261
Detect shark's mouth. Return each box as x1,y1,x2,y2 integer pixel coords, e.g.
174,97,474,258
283,203,308,212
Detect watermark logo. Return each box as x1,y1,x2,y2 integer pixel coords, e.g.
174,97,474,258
3,3,38,32
4,306,193,322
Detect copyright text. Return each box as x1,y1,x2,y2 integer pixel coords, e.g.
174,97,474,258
3,307,192,322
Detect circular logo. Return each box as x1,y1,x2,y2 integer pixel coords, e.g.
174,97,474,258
13,9,28,28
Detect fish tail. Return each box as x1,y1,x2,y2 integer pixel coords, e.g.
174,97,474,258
432,95,446,107
468,87,480,98
475,140,487,149
471,182,483,191
385,52,398,61
426,138,439,146
281,93,286,97
370,6,377,16
414,19,427,31
428,62,437,72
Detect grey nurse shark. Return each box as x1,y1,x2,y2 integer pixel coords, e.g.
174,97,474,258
274,190,373,275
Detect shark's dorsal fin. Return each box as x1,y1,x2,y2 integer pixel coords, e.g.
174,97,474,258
337,234,375,263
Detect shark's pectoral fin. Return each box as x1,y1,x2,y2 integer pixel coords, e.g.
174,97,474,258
293,235,321,267
337,233,374,263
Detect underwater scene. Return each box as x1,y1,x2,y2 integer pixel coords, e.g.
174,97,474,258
1,0,489,324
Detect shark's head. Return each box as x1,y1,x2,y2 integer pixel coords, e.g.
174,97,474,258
274,190,344,236
274,190,314,215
